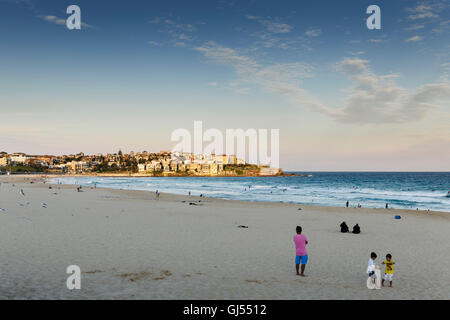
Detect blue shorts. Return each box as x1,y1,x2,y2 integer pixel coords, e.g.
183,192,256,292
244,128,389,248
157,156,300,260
295,255,308,265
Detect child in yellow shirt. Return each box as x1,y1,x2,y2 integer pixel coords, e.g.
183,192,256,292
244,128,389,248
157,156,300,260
381,254,395,287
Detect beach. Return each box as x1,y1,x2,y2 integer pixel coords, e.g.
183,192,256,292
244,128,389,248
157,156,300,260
0,175,449,299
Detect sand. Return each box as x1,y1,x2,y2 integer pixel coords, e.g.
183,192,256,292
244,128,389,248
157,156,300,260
0,174,449,300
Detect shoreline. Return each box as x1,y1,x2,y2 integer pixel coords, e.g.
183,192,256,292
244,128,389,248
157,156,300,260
5,173,449,215
1,172,294,177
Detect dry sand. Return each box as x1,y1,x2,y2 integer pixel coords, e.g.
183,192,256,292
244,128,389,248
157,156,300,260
0,175,449,299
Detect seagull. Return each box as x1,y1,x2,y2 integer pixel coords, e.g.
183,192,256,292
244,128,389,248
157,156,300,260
41,202,47,208
20,189,25,196
0,208,6,212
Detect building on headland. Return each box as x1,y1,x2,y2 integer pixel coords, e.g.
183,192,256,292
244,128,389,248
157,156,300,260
0,151,282,176
0,156,8,167
9,153,29,165
65,161,92,173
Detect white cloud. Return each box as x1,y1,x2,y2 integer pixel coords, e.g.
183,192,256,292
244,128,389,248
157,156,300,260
262,21,292,33
178,34,192,40
195,42,324,105
147,41,163,46
368,36,389,43
409,11,439,20
195,42,315,82
329,58,450,123
350,51,365,55
149,16,197,47
245,15,293,34
403,24,425,31
195,43,450,124
37,15,94,28
150,16,197,32
406,3,445,20
39,15,66,25
405,35,424,42
195,42,259,77
433,18,450,33
305,28,321,37
149,17,161,24
153,12,450,126
207,81,250,94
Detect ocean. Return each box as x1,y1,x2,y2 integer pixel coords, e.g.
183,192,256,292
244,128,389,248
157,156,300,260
51,172,450,212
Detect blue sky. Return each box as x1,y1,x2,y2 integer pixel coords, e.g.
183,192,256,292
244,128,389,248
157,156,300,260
1,0,449,170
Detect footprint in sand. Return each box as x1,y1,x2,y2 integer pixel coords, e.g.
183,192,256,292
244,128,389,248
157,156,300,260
118,270,172,282
154,270,172,280
84,270,104,274
119,271,152,282
245,279,262,284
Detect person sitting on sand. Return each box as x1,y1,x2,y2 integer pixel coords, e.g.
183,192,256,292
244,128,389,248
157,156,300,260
352,224,361,234
293,226,308,277
340,221,349,233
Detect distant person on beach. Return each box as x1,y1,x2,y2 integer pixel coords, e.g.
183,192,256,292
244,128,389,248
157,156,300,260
381,254,395,287
293,226,308,277
340,221,349,233
346,201,349,208
352,224,361,234
385,203,388,209
357,203,361,208
188,191,191,197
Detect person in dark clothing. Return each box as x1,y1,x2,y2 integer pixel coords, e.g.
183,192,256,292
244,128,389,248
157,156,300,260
352,223,361,234
340,221,349,233
346,201,349,208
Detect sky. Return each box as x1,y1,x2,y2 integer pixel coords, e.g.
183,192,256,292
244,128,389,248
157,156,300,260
1,0,449,171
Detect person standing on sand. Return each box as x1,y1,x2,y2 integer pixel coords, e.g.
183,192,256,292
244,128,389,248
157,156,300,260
293,226,309,277
346,201,349,208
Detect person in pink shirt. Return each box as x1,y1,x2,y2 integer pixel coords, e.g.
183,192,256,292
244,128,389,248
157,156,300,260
293,226,309,277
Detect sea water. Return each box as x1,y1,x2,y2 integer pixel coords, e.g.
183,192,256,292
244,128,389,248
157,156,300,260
51,172,450,212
